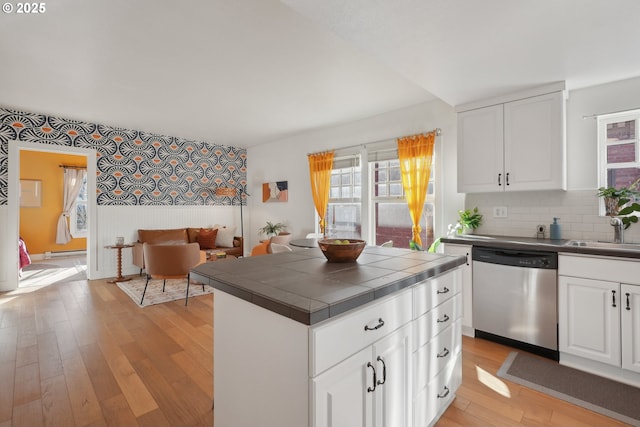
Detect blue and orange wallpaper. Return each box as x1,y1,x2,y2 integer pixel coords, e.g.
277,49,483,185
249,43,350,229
0,108,247,206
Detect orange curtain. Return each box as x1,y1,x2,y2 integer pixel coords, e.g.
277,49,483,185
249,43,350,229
308,151,334,235
398,132,436,247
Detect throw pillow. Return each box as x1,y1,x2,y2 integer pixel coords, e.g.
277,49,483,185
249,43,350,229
216,226,236,248
197,228,218,249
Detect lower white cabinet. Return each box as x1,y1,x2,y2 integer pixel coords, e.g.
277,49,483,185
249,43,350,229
313,324,412,427
622,284,640,374
558,275,620,366
558,253,640,386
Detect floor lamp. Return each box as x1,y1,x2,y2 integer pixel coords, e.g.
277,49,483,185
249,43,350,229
214,186,248,248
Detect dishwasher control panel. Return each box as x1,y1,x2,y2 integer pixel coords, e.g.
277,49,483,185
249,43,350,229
472,247,558,269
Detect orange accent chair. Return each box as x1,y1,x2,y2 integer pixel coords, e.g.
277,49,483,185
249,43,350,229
141,242,202,306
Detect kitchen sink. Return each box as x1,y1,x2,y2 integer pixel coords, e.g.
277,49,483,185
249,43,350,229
565,240,640,251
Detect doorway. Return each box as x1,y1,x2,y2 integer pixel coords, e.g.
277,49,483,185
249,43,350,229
7,140,97,291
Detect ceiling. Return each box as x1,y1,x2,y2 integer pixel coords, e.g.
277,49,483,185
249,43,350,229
2,0,640,147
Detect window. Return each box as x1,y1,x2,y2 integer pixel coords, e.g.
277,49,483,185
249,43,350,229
598,110,640,215
372,159,434,249
323,144,435,249
70,174,88,238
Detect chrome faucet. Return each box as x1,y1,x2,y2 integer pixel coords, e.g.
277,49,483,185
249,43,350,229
610,217,624,243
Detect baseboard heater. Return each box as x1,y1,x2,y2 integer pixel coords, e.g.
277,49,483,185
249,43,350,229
45,250,87,259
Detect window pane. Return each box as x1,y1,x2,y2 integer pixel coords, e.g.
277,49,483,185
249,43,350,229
389,183,403,196
341,173,352,186
374,202,433,249
607,143,636,164
325,203,361,239
389,167,401,181
607,167,640,190
377,169,387,182
331,174,340,186
76,203,87,232
377,185,387,197
607,120,636,142
330,187,340,198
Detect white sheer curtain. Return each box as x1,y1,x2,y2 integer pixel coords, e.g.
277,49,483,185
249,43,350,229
56,168,87,244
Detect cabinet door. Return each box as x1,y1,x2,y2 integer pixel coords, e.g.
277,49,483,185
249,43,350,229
457,104,504,193
622,284,640,373
559,276,620,366
372,324,412,427
504,91,565,191
443,244,473,335
313,347,373,427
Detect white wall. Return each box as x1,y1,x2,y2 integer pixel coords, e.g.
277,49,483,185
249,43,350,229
246,98,463,251
467,76,640,243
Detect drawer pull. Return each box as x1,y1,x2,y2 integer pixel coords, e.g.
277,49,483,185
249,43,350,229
364,318,385,331
436,347,450,358
436,314,450,323
376,356,387,385
437,386,450,399
367,362,377,392
627,293,631,311
612,290,617,308
436,286,450,295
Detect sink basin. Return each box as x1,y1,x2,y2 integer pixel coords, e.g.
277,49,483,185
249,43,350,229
565,240,640,251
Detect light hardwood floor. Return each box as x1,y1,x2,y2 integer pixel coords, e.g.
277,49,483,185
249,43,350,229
1,271,629,426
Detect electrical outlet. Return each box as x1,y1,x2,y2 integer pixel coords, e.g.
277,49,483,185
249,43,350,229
493,206,508,218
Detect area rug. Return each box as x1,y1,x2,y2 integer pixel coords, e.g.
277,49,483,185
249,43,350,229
497,351,640,426
116,277,212,307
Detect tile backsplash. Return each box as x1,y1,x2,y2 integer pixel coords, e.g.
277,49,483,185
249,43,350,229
464,189,640,244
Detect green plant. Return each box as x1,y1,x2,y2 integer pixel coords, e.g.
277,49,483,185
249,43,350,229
597,179,640,229
259,221,286,237
457,207,483,232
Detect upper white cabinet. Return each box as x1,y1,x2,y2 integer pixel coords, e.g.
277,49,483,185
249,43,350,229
457,88,566,193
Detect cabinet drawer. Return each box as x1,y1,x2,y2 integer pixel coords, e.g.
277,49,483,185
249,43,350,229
414,294,461,351
414,321,462,392
310,290,412,376
414,353,461,427
413,269,460,319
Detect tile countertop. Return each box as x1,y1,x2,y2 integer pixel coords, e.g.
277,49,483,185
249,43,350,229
441,234,640,259
191,246,465,326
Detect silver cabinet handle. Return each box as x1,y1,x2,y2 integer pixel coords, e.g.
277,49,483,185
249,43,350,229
367,362,377,392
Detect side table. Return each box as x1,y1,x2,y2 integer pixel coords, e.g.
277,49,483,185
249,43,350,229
105,244,134,283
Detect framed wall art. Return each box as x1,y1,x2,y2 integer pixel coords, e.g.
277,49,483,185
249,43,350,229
262,181,288,203
20,179,42,207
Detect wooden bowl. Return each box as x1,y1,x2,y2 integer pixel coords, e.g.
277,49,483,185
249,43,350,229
318,239,366,262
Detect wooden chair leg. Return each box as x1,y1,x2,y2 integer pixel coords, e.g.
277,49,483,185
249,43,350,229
140,276,151,305
162,279,166,292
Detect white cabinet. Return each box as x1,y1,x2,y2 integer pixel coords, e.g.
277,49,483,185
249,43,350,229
558,253,640,387
313,323,412,427
622,284,640,374
457,91,566,193
442,243,473,336
558,275,620,366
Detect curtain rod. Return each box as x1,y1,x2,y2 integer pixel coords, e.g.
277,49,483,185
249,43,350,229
308,128,441,156
59,164,86,169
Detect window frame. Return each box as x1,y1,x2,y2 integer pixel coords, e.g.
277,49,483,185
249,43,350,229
320,141,436,248
70,174,88,238
597,109,640,216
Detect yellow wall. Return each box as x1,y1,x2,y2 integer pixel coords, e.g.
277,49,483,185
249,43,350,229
20,151,87,255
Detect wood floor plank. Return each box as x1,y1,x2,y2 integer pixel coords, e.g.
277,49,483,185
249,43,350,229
41,374,75,427
170,351,213,399
13,362,40,406
79,342,122,403
0,362,15,423
37,331,64,381
0,326,17,363
100,393,139,427
61,354,105,426
12,398,43,427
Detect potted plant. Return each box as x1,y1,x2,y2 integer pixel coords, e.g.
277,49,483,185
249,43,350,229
597,180,640,229
259,221,287,238
457,207,483,234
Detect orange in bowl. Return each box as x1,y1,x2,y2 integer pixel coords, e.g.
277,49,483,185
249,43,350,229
318,239,366,262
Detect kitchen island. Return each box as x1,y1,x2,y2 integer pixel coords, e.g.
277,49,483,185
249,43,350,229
192,245,465,427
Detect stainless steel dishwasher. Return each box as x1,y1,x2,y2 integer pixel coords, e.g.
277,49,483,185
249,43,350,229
472,246,559,360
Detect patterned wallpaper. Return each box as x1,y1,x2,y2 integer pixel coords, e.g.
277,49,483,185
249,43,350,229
0,108,247,206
